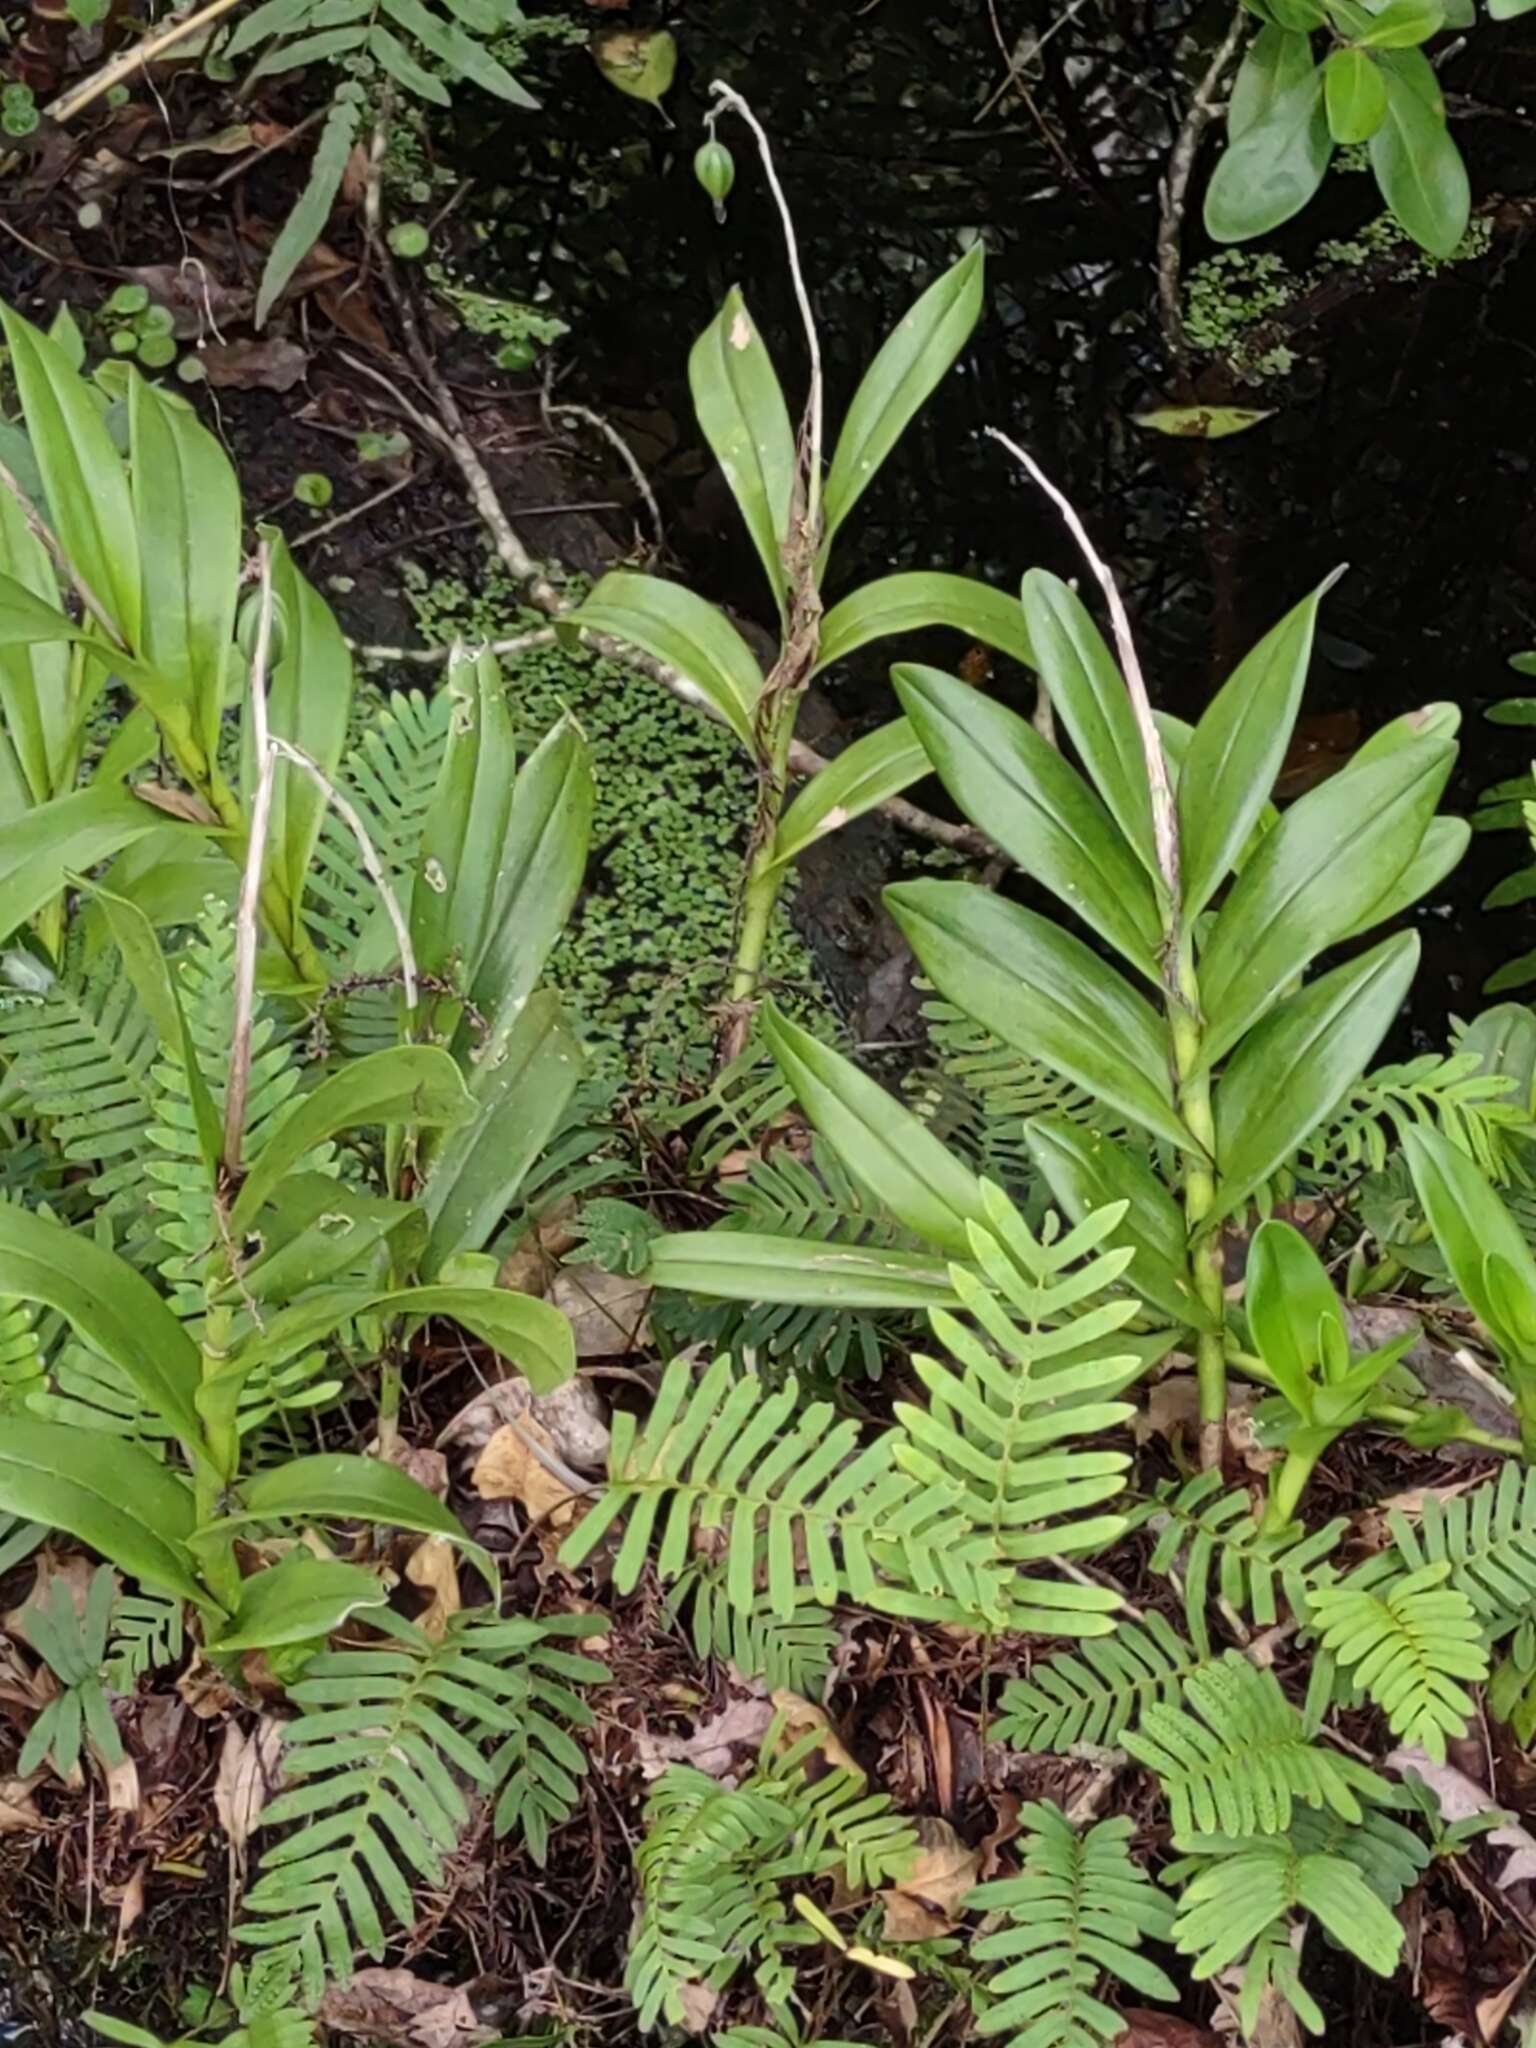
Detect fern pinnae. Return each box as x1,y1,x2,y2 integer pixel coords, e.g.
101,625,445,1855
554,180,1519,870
993,1613,1212,1753
1389,1463,1536,1639
1306,1562,1486,1759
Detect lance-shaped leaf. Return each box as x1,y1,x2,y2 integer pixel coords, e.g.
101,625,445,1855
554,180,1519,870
410,643,517,982
0,489,72,807
815,571,1035,677
689,289,796,614
1371,60,1469,257
770,718,929,868
261,528,354,938
1404,1124,1536,1360
1196,734,1453,1065
886,878,1195,1153
572,572,762,752
645,1232,960,1309
761,998,987,1256
0,1423,203,1605
231,1044,472,1229
1212,932,1419,1219
0,305,141,643
371,1283,575,1393
895,664,1162,976
821,244,984,558
1247,1219,1349,1414
210,1556,391,1653
0,783,206,945
0,1197,205,1452
1179,577,1336,919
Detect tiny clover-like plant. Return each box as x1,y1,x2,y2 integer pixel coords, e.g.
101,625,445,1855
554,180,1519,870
1209,3,1472,258
572,84,1038,1060
17,1562,126,1781
1244,1217,1421,1532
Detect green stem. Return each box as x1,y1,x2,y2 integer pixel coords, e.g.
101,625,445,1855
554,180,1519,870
724,699,798,1019
1170,961,1226,1467
1261,1447,1320,1537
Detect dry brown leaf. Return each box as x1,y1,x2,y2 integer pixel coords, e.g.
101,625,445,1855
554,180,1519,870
548,1264,652,1358
672,1982,719,2035
1130,1374,1199,1448
314,281,393,354
1387,1747,1536,1887
471,1419,584,1529
1477,1958,1534,2043
439,1374,609,1470
176,1652,240,1720
214,1718,284,1866
636,1688,777,1782
1120,2013,1222,2048
405,1537,462,1641
770,1689,860,1776
111,1861,147,1962
383,1440,450,1499
319,1968,493,2048
0,1777,43,1835
5,1551,97,1635
132,783,223,825
199,337,310,393
879,1816,979,1940
104,1751,141,1816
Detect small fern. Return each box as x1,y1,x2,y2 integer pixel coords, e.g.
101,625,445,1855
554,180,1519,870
1298,1050,1524,1184
239,1606,607,2008
104,1588,187,1694
1306,1562,1486,1759
668,1565,840,1700
1169,1838,1404,1982
482,1613,609,1863
967,1802,1176,2048
1385,1464,1536,1641
1123,1653,1387,1846
993,1613,1214,1754
1135,1472,1346,1654
18,1563,126,1780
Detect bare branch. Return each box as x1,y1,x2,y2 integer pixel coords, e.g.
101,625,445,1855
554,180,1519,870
1157,10,1249,368
224,544,277,1179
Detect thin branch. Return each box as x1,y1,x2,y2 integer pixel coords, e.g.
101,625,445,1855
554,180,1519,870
543,393,664,554
1157,9,1249,369
348,627,558,667
46,0,250,123
288,474,417,552
985,427,1180,913
269,736,418,1012
224,543,276,1179
708,79,824,534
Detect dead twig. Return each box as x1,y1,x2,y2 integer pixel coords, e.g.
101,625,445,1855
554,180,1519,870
348,627,558,666
542,388,665,554
287,473,417,551
223,541,276,1179
1157,9,1250,370
46,0,250,124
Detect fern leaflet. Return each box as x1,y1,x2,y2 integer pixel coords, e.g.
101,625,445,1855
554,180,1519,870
1135,1472,1346,1654
1305,1562,1486,1759
994,1613,1213,1754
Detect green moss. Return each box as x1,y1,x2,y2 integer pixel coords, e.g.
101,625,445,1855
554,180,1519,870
398,557,833,1081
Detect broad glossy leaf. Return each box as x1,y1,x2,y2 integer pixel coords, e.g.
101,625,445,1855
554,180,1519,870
1370,64,1469,256
770,718,929,868
128,376,241,779
1230,25,1320,139
231,1044,472,1228
1196,735,1453,1065
573,571,761,751
255,94,359,327
1404,1125,1536,1355
1133,405,1275,439
79,875,222,1174
1358,0,1444,45
1205,68,1333,243
895,664,1162,975
1490,0,1536,16
1247,1219,1346,1413
0,1197,204,1451
0,1422,202,1604
466,716,592,1052
1340,814,1467,937
1212,932,1419,1218
760,998,987,1257
689,289,796,614
1460,1001,1536,1107
1019,570,1157,876
1179,577,1334,919
821,243,984,558
210,1556,389,1652
370,1282,575,1393
646,1231,960,1309
885,879,1194,1153
410,644,517,982
814,572,1036,678
0,306,141,643
261,529,354,941
1353,700,1460,763
423,991,586,1277
223,1452,494,1588
1025,1116,1213,1330
1325,47,1388,142
233,1178,421,1303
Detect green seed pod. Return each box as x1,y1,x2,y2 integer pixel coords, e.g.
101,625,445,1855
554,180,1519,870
237,587,288,668
694,139,735,220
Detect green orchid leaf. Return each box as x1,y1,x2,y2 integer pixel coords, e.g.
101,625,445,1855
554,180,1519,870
210,1555,390,1653
814,571,1035,678
1247,1219,1346,1414
216,1452,495,1589
770,718,930,868
0,1422,203,1605
573,571,762,753
645,1231,960,1309
689,289,796,615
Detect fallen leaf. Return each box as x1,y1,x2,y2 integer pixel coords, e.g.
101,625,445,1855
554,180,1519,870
879,1816,979,1940
636,1687,777,1781
405,1537,461,1641
315,280,392,354
1121,2013,1223,2047
132,783,223,825
214,1717,284,1867
591,26,678,102
199,338,310,393
5,1551,97,1635
339,141,371,209
176,1652,239,1720
111,1861,146,1962
1134,405,1274,439
383,1440,449,1499
1131,1373,1199,1448
771,1689,861,1776
319,1969,493,2048
104,1751,140,1816
548,1264,652,1357
1387,1746,1536,1886
1477,1958,1534,2042
0,1777,43,1834
439,1373,610,1470
672,1982,718,2035
471,1418,585,1529
117,262,253,337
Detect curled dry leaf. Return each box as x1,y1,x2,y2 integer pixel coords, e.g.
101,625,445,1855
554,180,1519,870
405,1536,462,1641
879,1816,980,1941
0,1777,43,1835
214,1716,285,1868
636,1686,777,1782
199,337,310,393
5,1551,97,1635
471,1418,587,1530
111,1861,147,1963
383,1439,450,1500
672,1982,719,2036
1388,1746,1536,1886
318,1968,493,2048
771,1689,861,1776
104,1750,140,1816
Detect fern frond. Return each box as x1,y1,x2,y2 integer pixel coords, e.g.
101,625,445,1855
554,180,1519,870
104,1589,186,1694
994,1613,1213,1753
1306,1562,1486,1759
1298,1050,1524,1185
1386,1463,1536,1640
1123,1653,1387,1846
240,1607,606,2007
668,1565,839,1699
967,1801,1176,2048
479,1613,609,1863
1135,1472,1346,1654
1285,1803,1432,1909
1170,1839,1404,1982
0,950,157,1210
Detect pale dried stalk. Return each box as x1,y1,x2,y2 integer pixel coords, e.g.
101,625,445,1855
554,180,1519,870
46,0,249,124
985,426,1181,909
223,543,276,1178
